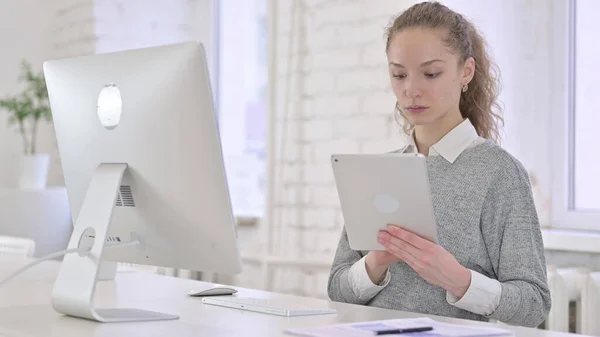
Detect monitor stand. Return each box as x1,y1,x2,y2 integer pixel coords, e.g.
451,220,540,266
51,163,179,323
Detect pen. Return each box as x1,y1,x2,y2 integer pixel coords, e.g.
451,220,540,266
374,326,433,335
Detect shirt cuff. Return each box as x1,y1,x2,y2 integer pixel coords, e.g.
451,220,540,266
446,269,502,316
348,256,391,301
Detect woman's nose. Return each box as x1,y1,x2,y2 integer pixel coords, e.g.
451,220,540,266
404,79,422,98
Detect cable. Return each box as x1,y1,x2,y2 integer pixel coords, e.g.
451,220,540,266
0,240,140,288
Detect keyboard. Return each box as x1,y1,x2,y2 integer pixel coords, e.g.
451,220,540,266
201,296,337,317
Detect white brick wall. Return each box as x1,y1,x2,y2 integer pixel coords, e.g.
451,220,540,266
313,94,362,117
267,0,416,297
49,0,96,59
304,164,334,184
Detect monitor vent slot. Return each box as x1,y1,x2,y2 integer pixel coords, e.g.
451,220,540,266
115,185,135,207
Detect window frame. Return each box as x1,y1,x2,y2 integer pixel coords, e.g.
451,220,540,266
550,0,600,232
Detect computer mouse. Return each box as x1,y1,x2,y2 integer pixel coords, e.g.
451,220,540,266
186,286,238,297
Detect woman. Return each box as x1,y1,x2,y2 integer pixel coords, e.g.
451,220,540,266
327,1,550,328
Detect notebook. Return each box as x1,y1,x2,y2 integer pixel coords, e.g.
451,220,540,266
284,317,514,337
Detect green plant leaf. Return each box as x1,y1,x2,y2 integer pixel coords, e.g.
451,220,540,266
0,59,52,154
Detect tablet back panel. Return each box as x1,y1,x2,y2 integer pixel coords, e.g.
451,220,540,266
331,153,439,251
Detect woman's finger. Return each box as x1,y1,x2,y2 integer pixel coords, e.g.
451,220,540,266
379,231,424,262
387,225,436,253
380,236,422,269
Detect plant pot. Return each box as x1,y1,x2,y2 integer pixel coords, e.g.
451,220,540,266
18,153,50,189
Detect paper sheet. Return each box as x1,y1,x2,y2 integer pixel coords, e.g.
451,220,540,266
284,317,514,337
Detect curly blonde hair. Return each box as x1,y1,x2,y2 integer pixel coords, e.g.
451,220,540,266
386,1,503,143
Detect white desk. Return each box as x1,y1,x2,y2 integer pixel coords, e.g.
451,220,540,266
0,258,585,337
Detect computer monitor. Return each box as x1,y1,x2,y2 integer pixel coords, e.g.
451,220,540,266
43,41,242,323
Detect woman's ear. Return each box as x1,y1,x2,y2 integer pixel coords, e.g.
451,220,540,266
462,56,476,85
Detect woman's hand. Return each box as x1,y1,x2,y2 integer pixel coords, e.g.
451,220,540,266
377,225,472,298
364,247,402,285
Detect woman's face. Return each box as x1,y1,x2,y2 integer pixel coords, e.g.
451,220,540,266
387,27,474,128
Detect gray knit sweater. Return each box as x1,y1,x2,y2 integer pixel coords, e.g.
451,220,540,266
327,140,551,327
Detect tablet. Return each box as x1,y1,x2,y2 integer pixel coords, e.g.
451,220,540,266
331,153,439,251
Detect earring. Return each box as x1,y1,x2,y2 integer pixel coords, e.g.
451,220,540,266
462,84,468,93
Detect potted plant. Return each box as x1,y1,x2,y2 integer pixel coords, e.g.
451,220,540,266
0,60,52,189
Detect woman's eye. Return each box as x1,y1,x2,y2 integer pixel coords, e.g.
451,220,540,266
425,72,441,78
392,74,406,79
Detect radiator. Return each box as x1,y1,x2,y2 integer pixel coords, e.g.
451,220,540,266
547,266,600,335
582,272,600,335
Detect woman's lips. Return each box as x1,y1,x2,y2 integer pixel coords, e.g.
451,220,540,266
405,106,429,113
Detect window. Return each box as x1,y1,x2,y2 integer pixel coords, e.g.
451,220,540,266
571,0,600,211
217,0,268,219
553,0,600,231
